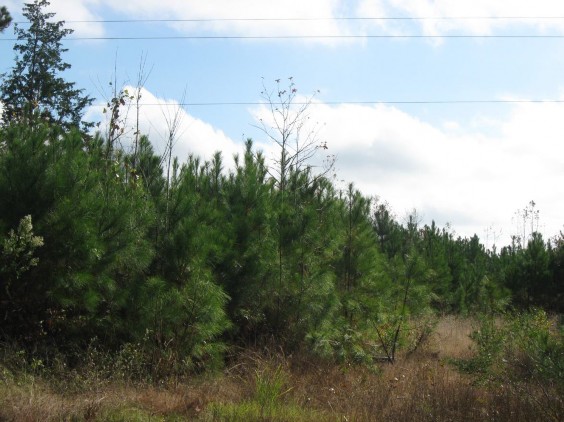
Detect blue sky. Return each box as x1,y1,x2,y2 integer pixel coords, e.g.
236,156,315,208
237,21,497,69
1,0,564,247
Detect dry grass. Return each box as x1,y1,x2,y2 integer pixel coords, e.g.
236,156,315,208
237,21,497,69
0,316,561,421
432,315,476,359
0,382,128,421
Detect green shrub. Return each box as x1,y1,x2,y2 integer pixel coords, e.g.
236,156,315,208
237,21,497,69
454,310,564,386
506,309,564,384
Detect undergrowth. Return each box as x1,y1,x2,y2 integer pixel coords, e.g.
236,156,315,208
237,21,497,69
1,315,562,421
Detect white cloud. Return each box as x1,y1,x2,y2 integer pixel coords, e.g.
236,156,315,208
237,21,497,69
6,0,564,42
250,97,564,246
359,0,564,36
47,0,105,38
4,0,105,38
87,86,242,167
103,0,348,37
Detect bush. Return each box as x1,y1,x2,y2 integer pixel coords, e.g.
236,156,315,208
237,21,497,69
455,310,564,386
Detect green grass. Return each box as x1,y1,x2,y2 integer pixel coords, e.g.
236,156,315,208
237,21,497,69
201,401,331,422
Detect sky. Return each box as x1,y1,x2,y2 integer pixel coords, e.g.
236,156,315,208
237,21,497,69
1,0,564,248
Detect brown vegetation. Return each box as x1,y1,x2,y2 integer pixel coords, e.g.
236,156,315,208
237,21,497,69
0,316,561,421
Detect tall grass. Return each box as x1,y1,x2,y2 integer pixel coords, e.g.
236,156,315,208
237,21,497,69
1,315,562,421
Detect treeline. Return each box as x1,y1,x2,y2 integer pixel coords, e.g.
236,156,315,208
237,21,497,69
0,121,562,365
0,0,562,372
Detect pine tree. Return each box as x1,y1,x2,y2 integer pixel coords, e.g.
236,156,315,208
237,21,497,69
548,232,564,311
372,201,403,259
328,184,389,362
418,221,453,309
1,0,93,131
253,79,339,347
336,184,386,328
141,153,230,365
223,140,277,342
0,6,11,32
521,232,551,307
0,123,154,345
272,168,340,347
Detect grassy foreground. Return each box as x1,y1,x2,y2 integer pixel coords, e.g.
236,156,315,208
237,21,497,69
1,316,562,421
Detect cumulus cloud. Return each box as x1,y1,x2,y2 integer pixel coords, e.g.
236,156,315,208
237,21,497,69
87,86,243,167
4,0,105,38
7,0,564,43
102,0,349,39
358,0,564,36
104,0,564,39
250,97,564,246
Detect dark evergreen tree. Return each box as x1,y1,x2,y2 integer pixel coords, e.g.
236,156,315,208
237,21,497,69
277,168,340,348
419,221,453,310
329,184,389,362
223,140,277,342
0,5,11,32
252,79,339,348
372,201,403,259
548,232,564,311
336,184,386,327
449,234,509,314
520,232,551,307
0,123,154,346
0,0,93,131
141,153,230,368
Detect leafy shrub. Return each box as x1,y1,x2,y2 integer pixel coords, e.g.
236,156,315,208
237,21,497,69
506,309,564,384
136,274,231,378
454,310,564,386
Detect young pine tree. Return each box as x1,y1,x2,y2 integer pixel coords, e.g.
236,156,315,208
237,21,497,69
337,185,388,321
222,140,278,342
273,168,340,348
139,153,230,368
0,123,154,345
328,184,389,362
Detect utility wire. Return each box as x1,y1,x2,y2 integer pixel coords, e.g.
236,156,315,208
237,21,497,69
89,100,564,107
3,34,564,41
13,16,564,24
7,16,564,40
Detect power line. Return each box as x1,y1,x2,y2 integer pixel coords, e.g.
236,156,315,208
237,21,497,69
13,16,564,24
6,16,564,40
3,34,564,41
89,99,564,107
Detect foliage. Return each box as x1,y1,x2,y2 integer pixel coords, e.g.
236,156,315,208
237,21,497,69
499,232,562,310
137,275,230,376
222,140,277,342
0,0,93,131
0,13,562,374
0,123,155,346
0,215,43,284
0,5,11,32
335,184,386,329
455,310,564,387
